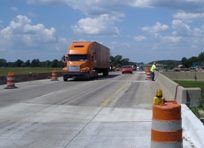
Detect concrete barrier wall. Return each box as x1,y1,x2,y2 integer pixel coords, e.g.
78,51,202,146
182,104,204,147
161,71,204,81
156,72,201,105
0,72,62,85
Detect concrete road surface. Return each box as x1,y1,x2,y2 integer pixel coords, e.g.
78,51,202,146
0,71,195,148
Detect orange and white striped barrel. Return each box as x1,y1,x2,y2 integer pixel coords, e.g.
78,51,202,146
51,70,58,81
151,100,182,148
4,72,17,89
145,67,151,80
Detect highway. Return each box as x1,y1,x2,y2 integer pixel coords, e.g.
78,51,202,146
0,71,195,148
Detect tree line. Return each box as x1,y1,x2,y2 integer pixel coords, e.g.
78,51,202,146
1,51,204,68
110,55,143,68
0,58,64,68
0,55,139,68
181,52,204,68
148,52,204,69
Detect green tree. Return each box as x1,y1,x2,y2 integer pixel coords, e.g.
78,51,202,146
198,52,204,65
113,55,123,67
50,59,59,67
7,62,14,67
181,57,188,67
58,60,64,68
25,60,31,67
46,60,51,67
121,58,130,65
188,56,198,67
164,61,175,69
31,59,37,67
15,59,24,67
0,59,7,67
36,59,40,67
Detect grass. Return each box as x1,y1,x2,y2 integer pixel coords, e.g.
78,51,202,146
174,80,204,124
0,67,62,76
174,80,204,99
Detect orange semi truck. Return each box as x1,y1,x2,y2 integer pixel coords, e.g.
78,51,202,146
62,41,110,81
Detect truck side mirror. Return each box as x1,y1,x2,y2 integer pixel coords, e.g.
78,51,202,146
64,55,68,62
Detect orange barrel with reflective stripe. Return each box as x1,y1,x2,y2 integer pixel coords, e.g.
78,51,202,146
151,100,182,148
4,72,17,89
51,70,58,81
145,67,151,80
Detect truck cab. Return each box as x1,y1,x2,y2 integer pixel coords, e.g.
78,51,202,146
62,42,110,81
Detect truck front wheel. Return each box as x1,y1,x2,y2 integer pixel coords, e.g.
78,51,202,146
63,76,68,81
86,72,90,81
94,70,98,79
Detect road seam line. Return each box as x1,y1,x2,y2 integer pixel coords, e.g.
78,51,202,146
100,73,135,107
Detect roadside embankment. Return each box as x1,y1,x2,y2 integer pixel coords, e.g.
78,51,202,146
156,72,201,105
0,72,62,85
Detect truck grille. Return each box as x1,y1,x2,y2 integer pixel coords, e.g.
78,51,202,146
68,66,80,72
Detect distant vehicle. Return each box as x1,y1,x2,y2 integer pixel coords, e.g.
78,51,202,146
132,65,137,71
62,41,110,81
122,65,133,74
139,65,144,71
178,65,184,68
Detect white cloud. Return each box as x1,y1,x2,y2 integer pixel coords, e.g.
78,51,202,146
0,15,56,51
134,36,147,41
172,20,192,36
193,28,204,38
191,45,198,49
173,11,204,21
71,14,119,36
0,20,3,28
55,38,72,51
27,0,64,6
162,36,182,43
142,22,169,33
130,0,204,13
26,0,204,14
11,7,18,11
110,42,130,48
130,0,152,8
27,0,132,16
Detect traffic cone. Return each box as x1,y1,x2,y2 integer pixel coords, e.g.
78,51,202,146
4,72,17,89
51,70,58,81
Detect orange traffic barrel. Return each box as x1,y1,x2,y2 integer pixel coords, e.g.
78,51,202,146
151,100,182,147
4,72,17,89
51,70,58,81
145,67,151,80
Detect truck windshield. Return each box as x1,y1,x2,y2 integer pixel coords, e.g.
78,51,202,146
68,55,87,61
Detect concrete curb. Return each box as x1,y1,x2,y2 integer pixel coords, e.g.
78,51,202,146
182,104,204,148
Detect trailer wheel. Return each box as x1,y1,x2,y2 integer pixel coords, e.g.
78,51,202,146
103,69,109,76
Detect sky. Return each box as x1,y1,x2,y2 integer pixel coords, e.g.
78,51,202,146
1,0,204,64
